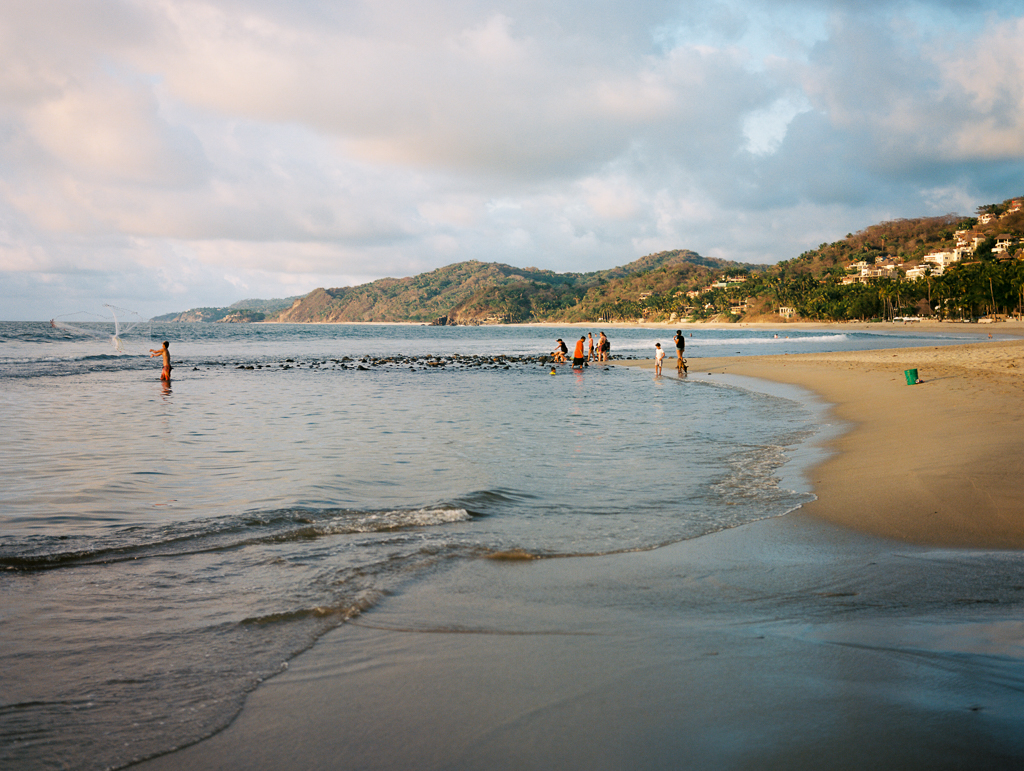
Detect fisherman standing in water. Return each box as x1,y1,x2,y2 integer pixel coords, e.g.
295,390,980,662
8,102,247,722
150,341,172,382
673,329,687,374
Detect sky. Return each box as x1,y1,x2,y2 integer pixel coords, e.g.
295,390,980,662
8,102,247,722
2,0,1023,320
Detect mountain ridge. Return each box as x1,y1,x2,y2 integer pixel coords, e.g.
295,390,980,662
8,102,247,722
153,193,1024,324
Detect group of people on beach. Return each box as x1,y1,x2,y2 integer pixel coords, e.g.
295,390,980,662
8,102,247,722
552,332,610,367
152,328,684,383
654,330,687,376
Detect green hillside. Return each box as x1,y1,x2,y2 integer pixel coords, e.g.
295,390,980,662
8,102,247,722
152,295,301,322
156,194,1024,325
274,251,761,324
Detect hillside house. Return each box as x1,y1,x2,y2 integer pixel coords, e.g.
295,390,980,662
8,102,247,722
841,262,899,284
905,264,938,279
777,306,796,318
955,231,986,253
923,250,960,270
993,235,1020,255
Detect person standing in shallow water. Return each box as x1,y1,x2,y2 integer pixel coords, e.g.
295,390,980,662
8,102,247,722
654,343,665,375
587,332,595,362
572,336,587,368
674,329,686,372
150,341,172,382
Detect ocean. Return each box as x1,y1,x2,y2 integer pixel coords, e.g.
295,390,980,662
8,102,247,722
0,320,988,770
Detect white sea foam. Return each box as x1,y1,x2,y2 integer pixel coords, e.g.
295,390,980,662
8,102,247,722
327,507,472,534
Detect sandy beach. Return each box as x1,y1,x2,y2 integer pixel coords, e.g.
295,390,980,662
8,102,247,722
673,336,1024,547
132,332,1024,770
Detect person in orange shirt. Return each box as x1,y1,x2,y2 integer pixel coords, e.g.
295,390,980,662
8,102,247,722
572,336,586,368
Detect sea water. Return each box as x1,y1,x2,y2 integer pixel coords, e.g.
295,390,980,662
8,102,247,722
0,321,985,770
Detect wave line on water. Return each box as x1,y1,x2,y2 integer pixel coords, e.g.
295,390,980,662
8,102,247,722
0,506,474,571
347,620,601,636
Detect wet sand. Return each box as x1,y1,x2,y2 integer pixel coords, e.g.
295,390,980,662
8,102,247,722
675,338,1024,547
133,336,1024,770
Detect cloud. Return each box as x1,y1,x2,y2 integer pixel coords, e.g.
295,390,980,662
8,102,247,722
1,0,1023,319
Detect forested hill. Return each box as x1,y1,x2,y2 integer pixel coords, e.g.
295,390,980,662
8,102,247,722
156,193,1024,325
152,296,302,322
272,250,766,324
775,214,969,277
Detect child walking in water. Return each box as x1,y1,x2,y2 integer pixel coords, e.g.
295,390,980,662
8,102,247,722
654,343,665,375
150,341,172,382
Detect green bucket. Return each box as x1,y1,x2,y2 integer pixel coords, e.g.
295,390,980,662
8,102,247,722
904,368,919,385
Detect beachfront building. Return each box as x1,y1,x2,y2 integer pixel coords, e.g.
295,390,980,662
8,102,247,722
777,306,796,318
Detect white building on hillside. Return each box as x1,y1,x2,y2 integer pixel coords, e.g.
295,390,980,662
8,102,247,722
993,235,1021,255
841,262,899,284
905,264,939,279
923,250,960,269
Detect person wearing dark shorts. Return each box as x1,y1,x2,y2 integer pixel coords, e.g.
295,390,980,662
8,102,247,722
673,330,686,372
572,336,586,368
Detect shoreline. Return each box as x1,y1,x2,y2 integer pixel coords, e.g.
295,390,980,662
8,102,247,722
625,338,1024,548
133,504,1024,771
130,337,1024,771
251,318,1024,334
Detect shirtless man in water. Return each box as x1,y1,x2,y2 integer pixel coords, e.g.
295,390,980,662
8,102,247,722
150,341,172,382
